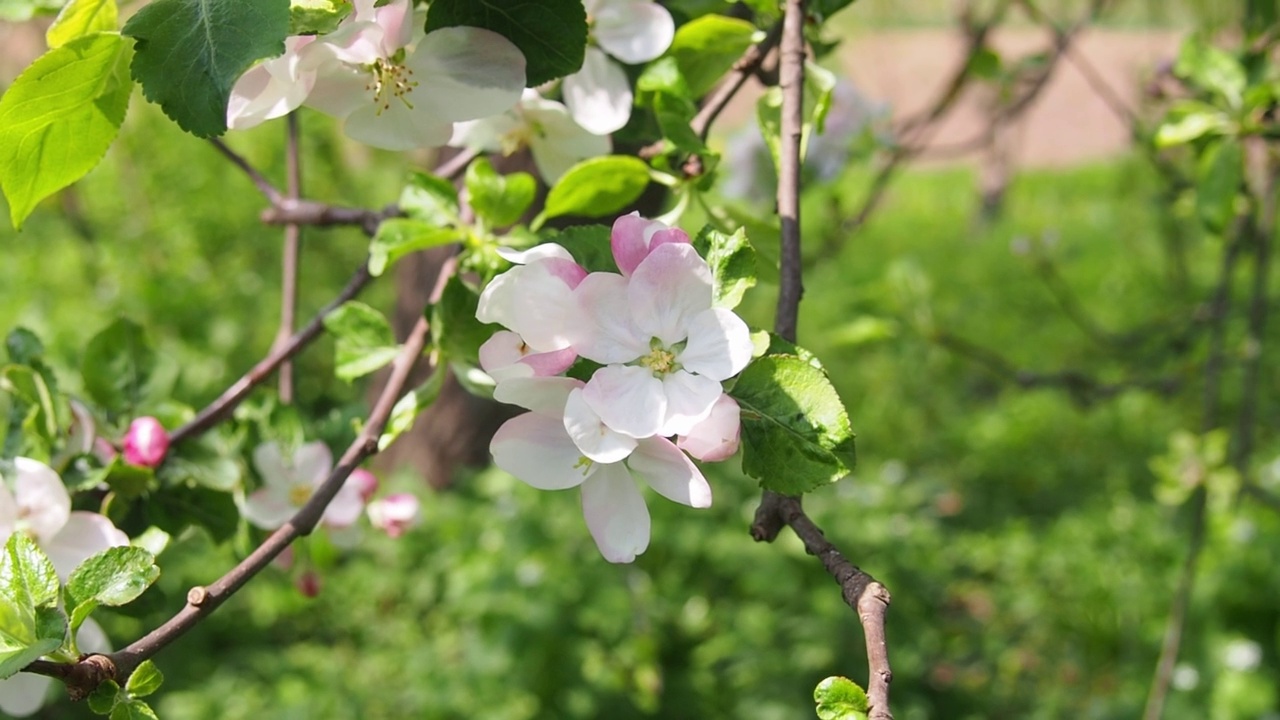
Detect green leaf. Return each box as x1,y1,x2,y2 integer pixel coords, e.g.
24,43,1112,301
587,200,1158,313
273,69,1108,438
0,534,64,679
692,225,757,309
966,47,1002,80
1,365,60,447
731,354,856,494
111,699,159,720
67,546,160,613
537,156,651,227
756,61,837,172
1154,103,1230,147
88,679,124,714
379,369,446,451
130,527,171,557
123,0,290,137
0,33,131,229
368,219,460,277
322,301,400,382
97,456,158,499
288,0,351,35
81,318,156,416
145,484,240,543
465,158,536,228
125,659,163,698
425,0,587,86
47,0,118,48
431,275,490,365
669,15,761,97
1175,35,1246,106
539,224,618,274
4,328,44,365
155,433,240,492
0,0,63,21
1196,137,1242,233
814,676,869,720
399,171,460,226
2,533,59,609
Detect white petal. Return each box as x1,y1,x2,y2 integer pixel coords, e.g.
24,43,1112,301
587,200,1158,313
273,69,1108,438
628,244,713,346
0,478,18,539
677,393,741,462
373,0,414,53
241,487,296,530
594,1,675,64
305,62,372,119
343,100,454,151
252,442,290,488
496,242,574,264
408,27,527,122
564,388,638,463
582,365,666,439
226,37,318,129
0,672,50,717
14,457,70,543
562,47,633,135
629,435,712,508
493,376,583,416
658,370,722,437
321,477,365,529
312,19,387,66
449,112,520,152
580,463,649,563
295,441,334,487
491,413,594,490
524,101,612,182
677,307,754,380
570,272,648,363
477,261,585,351
42,512,129,580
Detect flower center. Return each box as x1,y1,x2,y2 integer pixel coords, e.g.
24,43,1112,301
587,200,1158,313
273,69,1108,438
365,57,418,114
573,455,594,477
638,337,681,376
289,483,314,507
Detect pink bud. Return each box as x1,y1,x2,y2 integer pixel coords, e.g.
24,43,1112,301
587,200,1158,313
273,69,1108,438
349,468,379,502
366,493,421,538
122,417,170,468
296,570,321,598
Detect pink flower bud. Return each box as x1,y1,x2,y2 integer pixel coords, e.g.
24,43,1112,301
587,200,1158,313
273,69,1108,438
366,493,421,538
349,468,379,502
296,570,321,598
122,417,169,468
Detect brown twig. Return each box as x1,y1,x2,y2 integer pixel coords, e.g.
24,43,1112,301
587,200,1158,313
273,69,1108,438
208,137,283,205
168,263,373,446
276,113,303,404
31,314,435,692
261,200,401,237
753,2,892,718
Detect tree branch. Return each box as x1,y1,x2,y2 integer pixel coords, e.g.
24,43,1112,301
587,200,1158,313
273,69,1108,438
276,112,303,404
208,137,283,205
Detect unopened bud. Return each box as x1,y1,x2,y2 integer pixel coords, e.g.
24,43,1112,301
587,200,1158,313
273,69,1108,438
367,493,421,538
122,417,170,468
296,570,321,598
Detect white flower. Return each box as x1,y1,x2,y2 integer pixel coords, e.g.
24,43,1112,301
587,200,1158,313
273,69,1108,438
243,441,364,531
0,619,110,718
0,458,128,579
489,379,710,563
227,0,527,150
450,89,611,183
562,0,675,135
366,493,421,538
677,393,741,462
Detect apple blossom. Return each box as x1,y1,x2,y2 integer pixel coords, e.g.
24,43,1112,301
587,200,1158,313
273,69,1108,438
562,0,675,135
0,458,129,578
677,393,741,462
226,36,319,130
476,244,587,380
450,89,610,182
349,468,380,502
242,441,364,531
122,416,170,468
0,618,110,718
366,493,421,538
609,211,691,276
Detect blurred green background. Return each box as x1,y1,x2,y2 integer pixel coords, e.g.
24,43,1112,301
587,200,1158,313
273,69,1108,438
3,1,1280,718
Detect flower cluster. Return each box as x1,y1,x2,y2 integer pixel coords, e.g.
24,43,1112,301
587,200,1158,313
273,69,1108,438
478,214,752,562
228,0,526,150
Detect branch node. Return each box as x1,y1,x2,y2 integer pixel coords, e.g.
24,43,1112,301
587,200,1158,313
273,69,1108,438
65,654,117,701
186,586,208,607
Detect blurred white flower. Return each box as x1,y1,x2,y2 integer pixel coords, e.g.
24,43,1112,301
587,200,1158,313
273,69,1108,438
451,89,610,183
243,441,364,531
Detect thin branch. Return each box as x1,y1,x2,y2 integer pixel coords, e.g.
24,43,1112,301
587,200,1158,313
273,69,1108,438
276,113,303,404
168,262,373,446
208,138,283,205
433,147,481,183
774,0,805,342
33,314,435,694
261,200,401,237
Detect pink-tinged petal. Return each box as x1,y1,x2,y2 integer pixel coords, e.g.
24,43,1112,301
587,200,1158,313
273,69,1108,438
649,226,690,250
582,365,666,439
296,441,335,487
13,457,69,543
677,307,754,380
491,413,594,490
496,243,574,264
628,243,713,345
481,331,574,383
366,493,421,538
580,462,650,563
321,477,365,529
525,102,612,182
312,19,387,66
304,63,370,119
409,27,526,122
242,487,296,530
594,1,675,64
493,376,583,416
610,213,689,276
480,330,534,374
252,442,290,490
227,37,319,130
478,262,584,351
0,482,17,539
562,47,632,135
564,388,638,463
343,100,454,151
658,370,722,437
373,0,414,53
677,394,741,462
349,468,380,502
0,671,51,717
43,512,129,580
571,273,648,363
629,435,712,508
521,347,578,376
76,617,111,653
122,417,169,468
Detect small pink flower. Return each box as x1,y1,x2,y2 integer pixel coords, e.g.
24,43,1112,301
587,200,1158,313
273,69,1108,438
296,570,321,598
366,493,421,538
349,468,380,502
122,417,169,468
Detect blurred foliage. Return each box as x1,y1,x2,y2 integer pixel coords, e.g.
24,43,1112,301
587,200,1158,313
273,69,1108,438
4,19,1280,720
